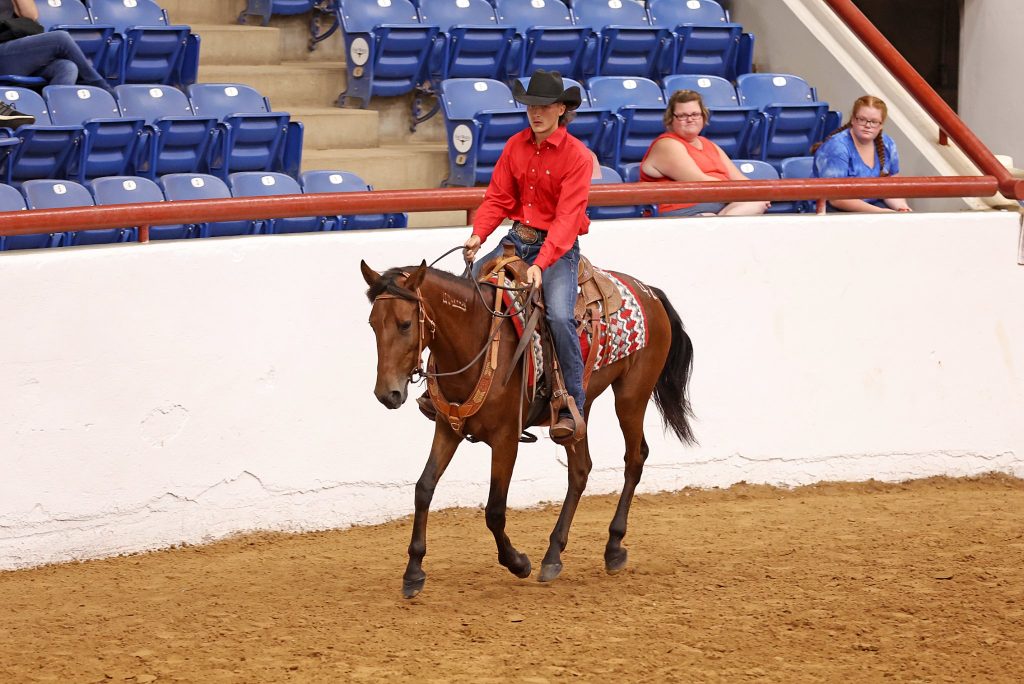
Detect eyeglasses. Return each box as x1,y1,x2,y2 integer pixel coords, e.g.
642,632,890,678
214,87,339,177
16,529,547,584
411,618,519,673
853,116,883,128
672,112,704,122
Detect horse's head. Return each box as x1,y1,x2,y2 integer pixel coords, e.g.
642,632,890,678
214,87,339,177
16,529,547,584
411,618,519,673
361,260,429,409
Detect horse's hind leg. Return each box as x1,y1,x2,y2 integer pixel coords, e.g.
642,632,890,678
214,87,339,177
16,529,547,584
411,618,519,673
485,436,532,579
605,388,651,575
403,426,461,599
539,434,593,582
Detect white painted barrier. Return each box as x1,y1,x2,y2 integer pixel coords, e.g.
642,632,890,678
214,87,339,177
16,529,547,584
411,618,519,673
2,211,1022,569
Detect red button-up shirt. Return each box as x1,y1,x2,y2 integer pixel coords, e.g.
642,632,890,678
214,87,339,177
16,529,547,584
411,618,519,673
472,125,592,270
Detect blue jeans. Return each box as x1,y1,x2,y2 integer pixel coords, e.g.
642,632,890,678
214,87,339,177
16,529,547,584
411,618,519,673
0,31,110,89
476,229,585,417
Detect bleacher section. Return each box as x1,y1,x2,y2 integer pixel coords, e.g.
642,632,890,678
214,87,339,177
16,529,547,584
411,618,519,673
1,0,836,251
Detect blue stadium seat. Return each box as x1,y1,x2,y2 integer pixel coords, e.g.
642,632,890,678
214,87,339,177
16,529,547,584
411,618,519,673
733,158,778,180
227,171,321,234
88,175,183,240
336,0,438,107
736,73,829,170
300,170,407,230
587,165,643,220
44,85,145,183
512,76,613,159
0,183,63,250
438,77,527,187
419,0,515,82
187,83,303,180
586,76,665,178
88,0,198,86
32,0,114,82
239,0,318,25
115,84,217,178
648,0,752,80
571,0,670,80
662,74,757,158
21,178,134,245
158,173,251,238
779,155,815,213
0,87,82,186
493,0,588,80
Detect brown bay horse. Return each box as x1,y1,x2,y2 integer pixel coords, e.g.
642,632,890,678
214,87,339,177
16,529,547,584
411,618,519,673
361,259,695,598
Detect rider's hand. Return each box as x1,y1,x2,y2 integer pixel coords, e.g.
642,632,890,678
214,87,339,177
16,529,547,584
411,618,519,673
463,234,481,261
526,265,543,289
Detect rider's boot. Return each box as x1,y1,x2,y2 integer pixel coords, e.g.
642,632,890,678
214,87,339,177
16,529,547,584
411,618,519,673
416,391,437,421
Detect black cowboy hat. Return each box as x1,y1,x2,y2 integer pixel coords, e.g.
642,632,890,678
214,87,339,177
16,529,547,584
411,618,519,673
511,69,582,110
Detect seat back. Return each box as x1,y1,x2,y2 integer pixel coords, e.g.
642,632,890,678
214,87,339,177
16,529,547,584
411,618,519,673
587,165,643,220
419,0,501,28
300,170,407,230
736,73,817,109
35,0,93,28
187,83,271,118
663,74,737,107
419,0,513,81
228,172,320,234
44,85,120,124
339,0,422,34
734,159,778,181
737,73,829,166
1,87,83,184
494,0,586,80
587,76,666,175
778,155,815,213
649,0,728,24
572,0,668,80
45,85,144,181
587,75,664,111
89,0,170,29
438,78,526,186
89,175,181,239
0,87,51,123
0,183,62,250
158,173,248,237
22,178,134,245
115,84,197,123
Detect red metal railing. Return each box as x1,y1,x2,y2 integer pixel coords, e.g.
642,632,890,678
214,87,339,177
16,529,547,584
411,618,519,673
0,0,1015,243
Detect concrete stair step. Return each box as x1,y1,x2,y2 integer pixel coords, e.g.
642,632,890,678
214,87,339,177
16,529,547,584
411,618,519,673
197,63,346,108
162,0,240,25
191,25,281,66
289,107,379,150
273,14,347,63
301,143,450,190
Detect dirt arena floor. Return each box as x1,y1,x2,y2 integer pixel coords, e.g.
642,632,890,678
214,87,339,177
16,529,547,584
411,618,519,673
2,474,1023,683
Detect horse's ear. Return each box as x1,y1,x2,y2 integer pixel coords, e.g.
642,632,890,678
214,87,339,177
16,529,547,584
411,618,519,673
404,260,428,292
360,260,381,287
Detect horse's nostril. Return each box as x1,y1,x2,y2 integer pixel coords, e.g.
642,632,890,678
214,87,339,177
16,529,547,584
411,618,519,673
377,390,404,409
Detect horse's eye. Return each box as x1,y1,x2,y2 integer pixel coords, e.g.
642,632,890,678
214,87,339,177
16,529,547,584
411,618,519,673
398,320,413,332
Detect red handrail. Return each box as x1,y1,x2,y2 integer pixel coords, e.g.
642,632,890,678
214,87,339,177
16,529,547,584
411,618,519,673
0,176,998,240
823,0,1023,200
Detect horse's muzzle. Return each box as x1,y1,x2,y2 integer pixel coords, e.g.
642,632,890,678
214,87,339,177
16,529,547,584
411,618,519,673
377,389,407,410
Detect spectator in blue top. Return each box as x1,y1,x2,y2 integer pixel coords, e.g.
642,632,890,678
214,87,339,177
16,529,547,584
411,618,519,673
813,95,911,213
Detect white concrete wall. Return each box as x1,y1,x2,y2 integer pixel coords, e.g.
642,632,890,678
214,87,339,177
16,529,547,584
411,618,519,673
959,0,1024,172
2,212,1023,569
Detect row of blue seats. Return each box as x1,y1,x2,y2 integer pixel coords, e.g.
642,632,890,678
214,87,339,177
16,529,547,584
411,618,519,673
439,73,835,186
591,156,818,220
336,0,753,107
0,0,200,88
0,171,407,251
0,84,302,186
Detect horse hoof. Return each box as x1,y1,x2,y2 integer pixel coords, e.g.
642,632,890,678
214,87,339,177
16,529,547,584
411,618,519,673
538,562,562,583
605,549,628,575
402,576,425,599
512,555,532,579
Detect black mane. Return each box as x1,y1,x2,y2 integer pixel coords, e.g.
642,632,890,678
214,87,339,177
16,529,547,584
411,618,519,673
365,266,477,303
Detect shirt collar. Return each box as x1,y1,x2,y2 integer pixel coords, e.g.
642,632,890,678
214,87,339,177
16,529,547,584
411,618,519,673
529,125,568,149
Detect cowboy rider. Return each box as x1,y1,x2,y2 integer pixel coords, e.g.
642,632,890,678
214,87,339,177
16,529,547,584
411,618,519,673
462,69,592,443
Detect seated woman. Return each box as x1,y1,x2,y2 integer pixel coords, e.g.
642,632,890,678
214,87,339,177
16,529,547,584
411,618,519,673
640,89,769,217
813,95,911,213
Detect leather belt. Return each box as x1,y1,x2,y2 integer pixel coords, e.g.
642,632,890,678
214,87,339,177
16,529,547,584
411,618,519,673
512,221,542,245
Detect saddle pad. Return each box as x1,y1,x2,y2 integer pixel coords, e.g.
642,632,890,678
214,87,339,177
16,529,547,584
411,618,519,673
496,270,649,387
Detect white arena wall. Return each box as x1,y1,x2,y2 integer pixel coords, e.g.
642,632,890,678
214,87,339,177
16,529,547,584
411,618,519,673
2,211,1023,570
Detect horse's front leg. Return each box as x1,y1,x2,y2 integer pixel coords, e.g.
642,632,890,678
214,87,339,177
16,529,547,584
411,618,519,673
539,434,593,582
403,422,461,598
485,433,532,579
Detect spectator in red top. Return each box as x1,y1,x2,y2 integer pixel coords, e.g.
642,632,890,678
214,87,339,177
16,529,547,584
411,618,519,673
463,69,592,443
640,90,769,217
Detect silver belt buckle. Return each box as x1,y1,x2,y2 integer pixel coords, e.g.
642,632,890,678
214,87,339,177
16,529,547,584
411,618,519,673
514,222,540,245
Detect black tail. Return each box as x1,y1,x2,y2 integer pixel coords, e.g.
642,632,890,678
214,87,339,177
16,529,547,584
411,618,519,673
651,287,696,445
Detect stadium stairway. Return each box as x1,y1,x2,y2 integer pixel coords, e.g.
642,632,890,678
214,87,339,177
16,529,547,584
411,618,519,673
163,0,459,227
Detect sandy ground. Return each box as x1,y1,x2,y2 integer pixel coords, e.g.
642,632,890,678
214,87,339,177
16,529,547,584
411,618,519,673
2,474,1023,683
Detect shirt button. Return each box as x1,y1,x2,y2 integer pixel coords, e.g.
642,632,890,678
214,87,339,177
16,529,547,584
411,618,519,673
528,203,532,207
